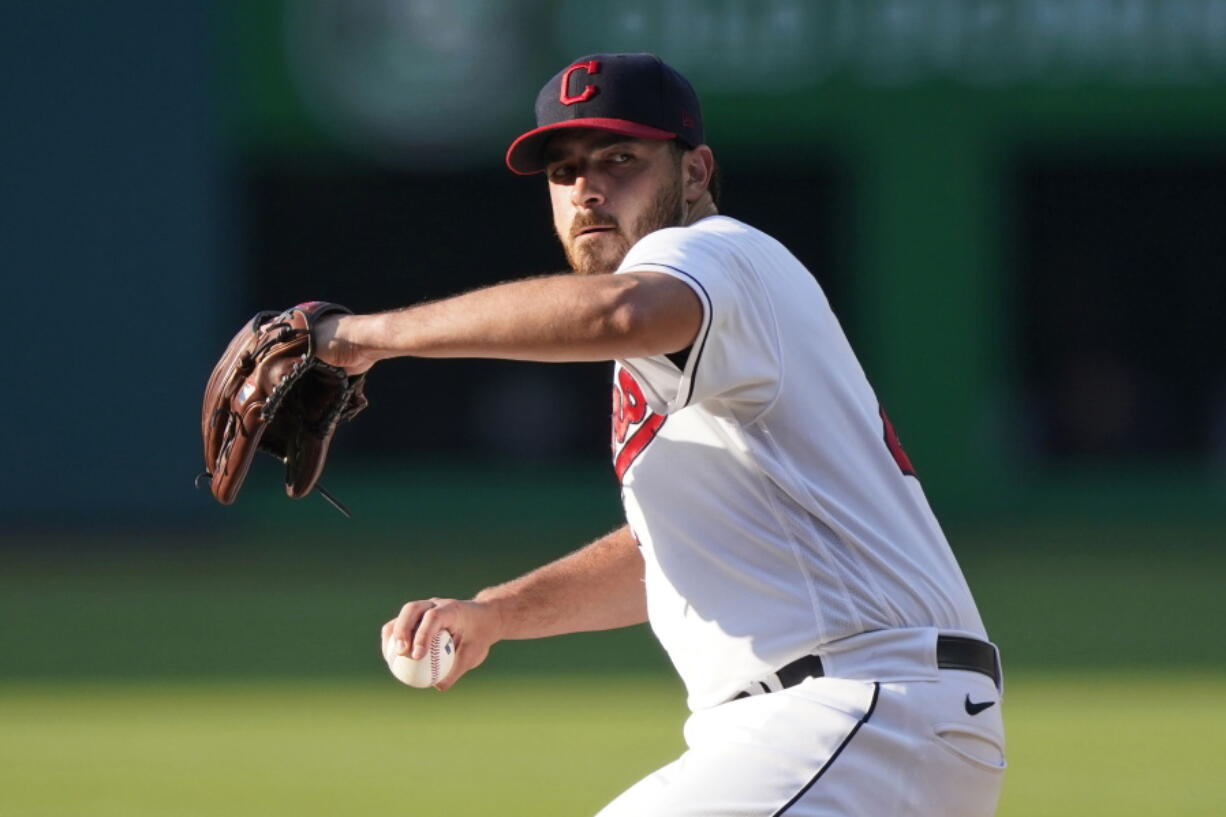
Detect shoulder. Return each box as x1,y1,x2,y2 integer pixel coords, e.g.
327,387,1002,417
635,215,753,250
619,216,764,273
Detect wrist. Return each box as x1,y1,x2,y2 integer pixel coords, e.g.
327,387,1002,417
359,311,406,366
336,313,381,373
471,590,511,643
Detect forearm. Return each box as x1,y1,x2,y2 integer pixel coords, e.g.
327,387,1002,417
475,524,647,640
331,271,700,368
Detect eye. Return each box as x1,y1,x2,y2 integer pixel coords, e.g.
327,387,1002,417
607,152,634,164
547,164,575,182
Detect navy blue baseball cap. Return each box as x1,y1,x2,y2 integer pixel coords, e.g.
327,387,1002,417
506,53,704,175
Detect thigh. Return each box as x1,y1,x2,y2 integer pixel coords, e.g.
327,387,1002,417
594,674,1005,817
796,673,1006,817
595,678,877,817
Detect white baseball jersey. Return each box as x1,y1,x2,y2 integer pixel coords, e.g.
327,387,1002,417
613,215,988,712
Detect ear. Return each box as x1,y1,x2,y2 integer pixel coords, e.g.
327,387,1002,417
682,145,715,204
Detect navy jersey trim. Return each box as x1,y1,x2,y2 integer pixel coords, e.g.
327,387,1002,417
649,263,712,408
770,682,881,816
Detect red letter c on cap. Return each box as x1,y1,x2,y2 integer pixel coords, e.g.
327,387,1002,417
559,60,600,105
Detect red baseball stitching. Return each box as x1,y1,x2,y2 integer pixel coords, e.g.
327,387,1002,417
430,633,441,685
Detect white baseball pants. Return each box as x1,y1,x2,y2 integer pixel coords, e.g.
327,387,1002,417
595,670,1005,817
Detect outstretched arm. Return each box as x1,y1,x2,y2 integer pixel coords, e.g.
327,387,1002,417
317,271,701,372
383,525,646,690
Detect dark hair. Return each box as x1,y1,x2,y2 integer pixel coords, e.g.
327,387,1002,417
671,141,721,208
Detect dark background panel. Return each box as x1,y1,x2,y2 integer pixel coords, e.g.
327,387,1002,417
240,161,845,460
1017,159,1226,463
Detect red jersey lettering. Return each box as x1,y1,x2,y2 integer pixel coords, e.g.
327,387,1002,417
612,367,665,481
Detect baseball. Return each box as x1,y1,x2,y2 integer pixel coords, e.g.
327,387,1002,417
383,630,455,688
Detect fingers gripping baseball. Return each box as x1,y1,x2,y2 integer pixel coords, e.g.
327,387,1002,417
384,598,500,690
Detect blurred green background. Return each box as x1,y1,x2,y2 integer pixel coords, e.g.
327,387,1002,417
3,1,1225,815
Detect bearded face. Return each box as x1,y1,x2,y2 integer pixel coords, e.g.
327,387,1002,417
561,163,685,275
546,136,688,276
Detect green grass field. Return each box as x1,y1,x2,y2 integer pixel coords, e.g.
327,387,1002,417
3,673,1224,817
3,500,1225,816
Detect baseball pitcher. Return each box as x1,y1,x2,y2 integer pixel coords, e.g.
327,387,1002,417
316,53,1005,816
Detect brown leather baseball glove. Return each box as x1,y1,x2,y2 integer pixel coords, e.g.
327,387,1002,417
199,301,368,515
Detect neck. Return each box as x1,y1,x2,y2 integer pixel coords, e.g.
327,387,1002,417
683,194,718,226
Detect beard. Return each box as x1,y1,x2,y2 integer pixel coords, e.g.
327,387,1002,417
560,169,686,276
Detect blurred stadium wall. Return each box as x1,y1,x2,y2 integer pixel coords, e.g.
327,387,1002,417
4,0,1225,526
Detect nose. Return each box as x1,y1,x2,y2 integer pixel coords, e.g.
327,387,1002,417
570,171,605,208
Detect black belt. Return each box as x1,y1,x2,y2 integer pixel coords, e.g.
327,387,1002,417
734,635,1000,700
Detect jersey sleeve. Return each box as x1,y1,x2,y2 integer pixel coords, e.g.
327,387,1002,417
615,224,781,415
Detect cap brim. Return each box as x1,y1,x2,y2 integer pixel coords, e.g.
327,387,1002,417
505,118,677,175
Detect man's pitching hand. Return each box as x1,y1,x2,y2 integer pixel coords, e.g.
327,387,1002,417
382,597,504,691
